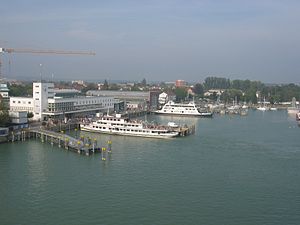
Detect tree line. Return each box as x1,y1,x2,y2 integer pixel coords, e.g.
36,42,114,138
192,77,300,103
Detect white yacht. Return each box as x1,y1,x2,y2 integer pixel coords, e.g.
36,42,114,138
80,114,179,139
287,97,299,115
257,97,269,111
156,101,213,117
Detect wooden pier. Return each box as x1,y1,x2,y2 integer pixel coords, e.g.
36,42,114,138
172,124,196,136
9,128,112,157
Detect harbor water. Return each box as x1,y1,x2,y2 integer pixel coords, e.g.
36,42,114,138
0,110,300,225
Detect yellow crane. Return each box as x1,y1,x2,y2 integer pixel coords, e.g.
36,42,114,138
0,47,96,78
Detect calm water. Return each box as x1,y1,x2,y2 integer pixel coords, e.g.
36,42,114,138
0,110,300,225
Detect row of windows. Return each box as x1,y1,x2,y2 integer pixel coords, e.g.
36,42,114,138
12,101,32,104
91,126,162,133
11,106,32,111
98,122,140,127
75,100,113,105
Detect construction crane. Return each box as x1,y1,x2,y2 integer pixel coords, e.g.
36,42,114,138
0,47,96,79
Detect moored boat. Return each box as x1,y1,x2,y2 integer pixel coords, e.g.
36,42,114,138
80,114,179,139
156,101,213,117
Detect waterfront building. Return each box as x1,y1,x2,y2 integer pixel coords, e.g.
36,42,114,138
175,80,186,87
87,90,159,110
204,89,224,97
0,83,10,107
0,83,9,98
149,90,160,110
159,92,168,105
10,82,118,121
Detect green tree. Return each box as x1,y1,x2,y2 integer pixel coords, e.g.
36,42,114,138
174,87,187,101
27,112,34,118
81,83,98,94
0,101,10,126
193,83,204,96
9,83,32,97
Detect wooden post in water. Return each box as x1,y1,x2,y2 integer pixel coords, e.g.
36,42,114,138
11,132,14,142
75,128,78,139
85,143,90,156
101,147,106,161
77,141,81,154
107,140,112,153
65,138,69,150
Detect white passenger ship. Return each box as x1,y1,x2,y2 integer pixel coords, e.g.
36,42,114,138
156,101,213,117
80,114,179,139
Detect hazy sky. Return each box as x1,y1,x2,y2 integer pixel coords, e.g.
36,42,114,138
1,0,300,83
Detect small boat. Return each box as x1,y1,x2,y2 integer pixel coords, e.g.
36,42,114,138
257,97,269,111
288,97,299,115
270,107,278,111
167,122,179,128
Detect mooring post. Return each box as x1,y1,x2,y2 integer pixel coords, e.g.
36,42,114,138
107,140,112,153
101,147,107,161
11,132,14,142
77,141,81,154
75,128,78,139
65,138,69,150
85,143,90,156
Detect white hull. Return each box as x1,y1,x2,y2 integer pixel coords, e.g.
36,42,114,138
155,111,203,116
80,114,179,139
257,107,268,111
156,101,212,117
80,125,178,139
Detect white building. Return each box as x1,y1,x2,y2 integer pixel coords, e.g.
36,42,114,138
204,89,224,97
0,83,9,98
10,97,34,112
10,82,118,121
33,82,54,120
159,92,168,105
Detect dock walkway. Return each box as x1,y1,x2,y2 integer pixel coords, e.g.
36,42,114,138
28,128,100,155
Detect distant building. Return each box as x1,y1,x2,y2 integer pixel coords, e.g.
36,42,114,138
204,89,224,97
159,92,168,105
0,83,9,98
149,90,160,110
175,80,186,87
10,82,118,121
0,83,10,107
72,80,85,86
187,88,195,96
